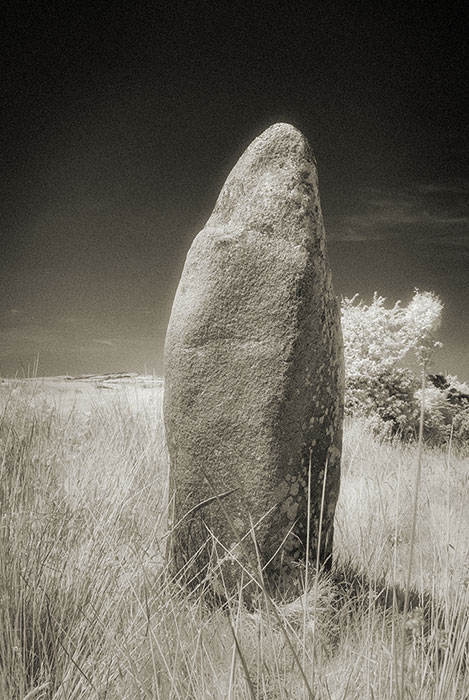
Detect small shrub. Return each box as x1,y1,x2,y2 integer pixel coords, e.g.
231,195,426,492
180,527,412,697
346,366,420,440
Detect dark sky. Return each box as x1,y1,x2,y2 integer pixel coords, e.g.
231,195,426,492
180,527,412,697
2,2,468,379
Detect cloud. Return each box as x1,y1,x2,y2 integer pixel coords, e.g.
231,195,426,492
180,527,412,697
327,178,469,247
92,339,116,347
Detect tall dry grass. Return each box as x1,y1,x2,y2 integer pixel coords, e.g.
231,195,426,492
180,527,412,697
0,380,468,699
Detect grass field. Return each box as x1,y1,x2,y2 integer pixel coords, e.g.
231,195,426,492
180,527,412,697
1,376,468,699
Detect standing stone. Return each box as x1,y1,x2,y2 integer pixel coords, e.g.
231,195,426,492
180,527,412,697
164,123,344,601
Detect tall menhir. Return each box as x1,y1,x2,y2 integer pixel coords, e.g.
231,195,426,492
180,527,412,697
163,123,344,601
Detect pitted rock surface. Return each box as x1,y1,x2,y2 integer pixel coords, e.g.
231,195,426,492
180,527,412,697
164,123,344,600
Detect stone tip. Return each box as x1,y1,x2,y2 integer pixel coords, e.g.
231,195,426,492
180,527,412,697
234,122,314,172
263,122,302,134
257,122,305,143
207,121,317,230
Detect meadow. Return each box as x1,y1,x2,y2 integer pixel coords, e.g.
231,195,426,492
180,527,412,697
1,376,468,699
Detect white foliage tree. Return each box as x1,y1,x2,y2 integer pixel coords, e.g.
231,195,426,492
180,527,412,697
341,290,444,439
342,290,443,377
